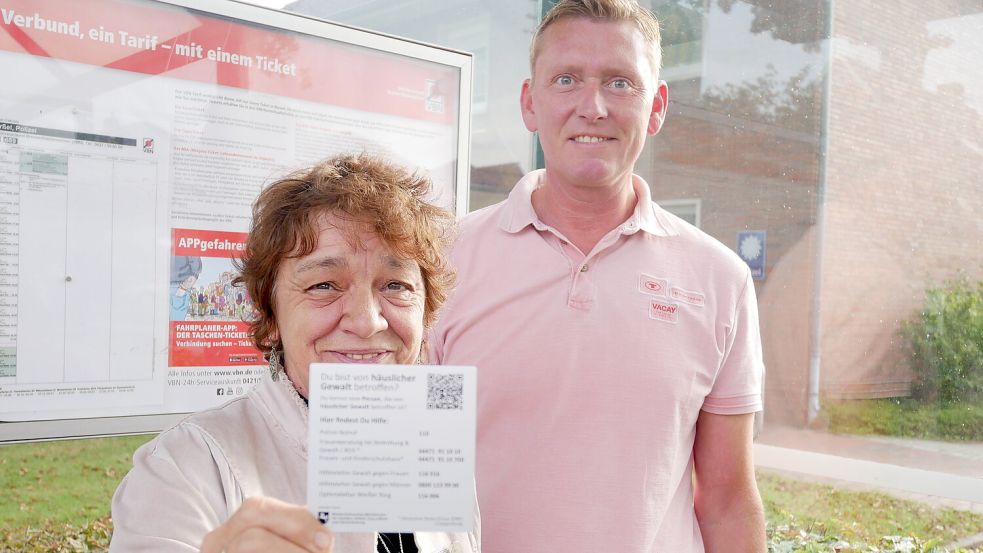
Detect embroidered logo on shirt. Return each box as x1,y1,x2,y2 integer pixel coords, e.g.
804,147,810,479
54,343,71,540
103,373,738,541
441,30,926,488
638,273,668,297
649,299,679,323
669,286,705,307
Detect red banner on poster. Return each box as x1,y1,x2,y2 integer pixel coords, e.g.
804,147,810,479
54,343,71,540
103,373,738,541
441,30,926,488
0,0,457,125
172,228,247,258
168,320,260,366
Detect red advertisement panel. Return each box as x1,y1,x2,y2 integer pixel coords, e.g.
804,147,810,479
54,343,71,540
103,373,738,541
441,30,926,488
168,228,260,367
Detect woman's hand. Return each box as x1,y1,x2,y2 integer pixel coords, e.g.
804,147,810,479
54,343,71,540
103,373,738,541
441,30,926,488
199,496,334,553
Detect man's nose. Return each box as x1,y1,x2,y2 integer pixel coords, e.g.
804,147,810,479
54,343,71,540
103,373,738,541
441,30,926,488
576,81,607,121
341,287,388,338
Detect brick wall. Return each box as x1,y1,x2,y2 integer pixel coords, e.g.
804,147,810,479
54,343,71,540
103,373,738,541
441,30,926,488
820,0,983,398
646,82,823,424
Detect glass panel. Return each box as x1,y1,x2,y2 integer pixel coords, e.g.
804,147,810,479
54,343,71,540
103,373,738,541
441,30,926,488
644,0,983,525
288,0,983,540
644,0,827,426
287,0,540,211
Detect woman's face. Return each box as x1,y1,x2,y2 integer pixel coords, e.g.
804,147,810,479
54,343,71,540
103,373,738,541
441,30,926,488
272,212,426,398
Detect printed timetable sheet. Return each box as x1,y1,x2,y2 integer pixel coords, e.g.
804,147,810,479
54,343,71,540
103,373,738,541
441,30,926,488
307,364,476,533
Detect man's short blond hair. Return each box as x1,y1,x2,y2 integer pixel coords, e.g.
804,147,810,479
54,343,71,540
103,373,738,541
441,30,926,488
530,0,662,78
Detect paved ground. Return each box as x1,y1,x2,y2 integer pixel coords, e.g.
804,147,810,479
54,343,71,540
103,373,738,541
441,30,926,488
754,424,983,516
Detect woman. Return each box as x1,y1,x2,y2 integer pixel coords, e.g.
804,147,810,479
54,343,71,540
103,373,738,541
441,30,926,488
110,154,478,553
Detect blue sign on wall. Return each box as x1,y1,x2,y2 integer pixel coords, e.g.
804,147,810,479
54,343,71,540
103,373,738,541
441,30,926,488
736,230,767,280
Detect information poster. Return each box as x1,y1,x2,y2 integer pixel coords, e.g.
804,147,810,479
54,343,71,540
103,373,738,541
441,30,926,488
0,0,470,432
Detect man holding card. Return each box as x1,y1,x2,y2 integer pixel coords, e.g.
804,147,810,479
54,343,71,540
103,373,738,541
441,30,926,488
110,154,479,553
430,0,766,551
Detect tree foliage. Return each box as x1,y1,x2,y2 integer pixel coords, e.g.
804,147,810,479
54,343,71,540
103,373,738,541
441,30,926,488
902,278,983,406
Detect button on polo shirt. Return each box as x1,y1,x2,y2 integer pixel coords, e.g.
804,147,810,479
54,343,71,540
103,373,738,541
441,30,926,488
523,191,659,311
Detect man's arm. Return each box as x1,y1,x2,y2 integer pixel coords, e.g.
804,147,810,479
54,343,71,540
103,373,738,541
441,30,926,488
693,410,766,552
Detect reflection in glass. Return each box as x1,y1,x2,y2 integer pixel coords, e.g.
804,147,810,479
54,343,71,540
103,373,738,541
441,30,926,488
286,0,539,211
642,1,983,506
287,0,983,495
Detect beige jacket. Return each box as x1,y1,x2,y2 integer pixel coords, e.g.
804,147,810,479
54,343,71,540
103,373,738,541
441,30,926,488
110,376,479,553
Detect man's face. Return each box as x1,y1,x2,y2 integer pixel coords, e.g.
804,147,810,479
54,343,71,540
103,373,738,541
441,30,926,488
522,17,667,190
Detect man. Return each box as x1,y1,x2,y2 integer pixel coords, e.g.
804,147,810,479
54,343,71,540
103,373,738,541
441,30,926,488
430,0,766,551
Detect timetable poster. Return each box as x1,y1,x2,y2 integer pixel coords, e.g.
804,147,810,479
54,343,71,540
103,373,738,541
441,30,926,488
0,0,465,422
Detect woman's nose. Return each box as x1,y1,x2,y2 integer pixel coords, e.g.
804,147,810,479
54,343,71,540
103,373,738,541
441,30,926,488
340,286,388,337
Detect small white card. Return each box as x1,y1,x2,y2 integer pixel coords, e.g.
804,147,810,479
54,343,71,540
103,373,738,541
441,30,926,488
306,363,476,533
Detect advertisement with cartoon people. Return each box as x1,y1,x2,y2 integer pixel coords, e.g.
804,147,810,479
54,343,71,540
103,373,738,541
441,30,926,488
168,228,262,368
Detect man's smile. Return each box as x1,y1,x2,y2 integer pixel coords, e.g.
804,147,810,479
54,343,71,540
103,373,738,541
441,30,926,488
571,135,614,143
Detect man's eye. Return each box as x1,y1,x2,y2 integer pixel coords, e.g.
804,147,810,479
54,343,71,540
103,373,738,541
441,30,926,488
556,75,574,86
610,79,630,89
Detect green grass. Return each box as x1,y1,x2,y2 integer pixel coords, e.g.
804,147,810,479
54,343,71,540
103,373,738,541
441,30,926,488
2,436,983,552
0,517,113,553
824,398,983,441
758,470,983,546
0,435,154,528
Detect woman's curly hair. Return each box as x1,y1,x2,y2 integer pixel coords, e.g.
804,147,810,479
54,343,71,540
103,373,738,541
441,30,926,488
233,153,456,353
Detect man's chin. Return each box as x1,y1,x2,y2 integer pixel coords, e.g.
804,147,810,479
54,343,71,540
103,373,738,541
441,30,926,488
567,162,627,188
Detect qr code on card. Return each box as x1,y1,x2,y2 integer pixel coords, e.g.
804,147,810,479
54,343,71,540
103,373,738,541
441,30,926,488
426,373,464,410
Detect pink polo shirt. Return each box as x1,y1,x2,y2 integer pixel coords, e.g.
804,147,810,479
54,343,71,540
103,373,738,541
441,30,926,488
431,170,763,552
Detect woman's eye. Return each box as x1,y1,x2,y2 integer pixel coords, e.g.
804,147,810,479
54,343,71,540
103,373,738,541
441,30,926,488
309,282,339,291
385,281,410,292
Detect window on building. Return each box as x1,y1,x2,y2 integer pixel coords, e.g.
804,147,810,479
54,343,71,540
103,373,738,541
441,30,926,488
659,198,703,227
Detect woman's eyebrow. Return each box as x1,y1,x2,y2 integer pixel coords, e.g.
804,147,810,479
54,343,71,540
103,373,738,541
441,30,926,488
295,256,346,274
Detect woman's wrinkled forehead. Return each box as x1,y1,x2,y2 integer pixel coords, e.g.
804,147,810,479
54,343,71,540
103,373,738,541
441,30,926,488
280,210,362,258
289,210,409,264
